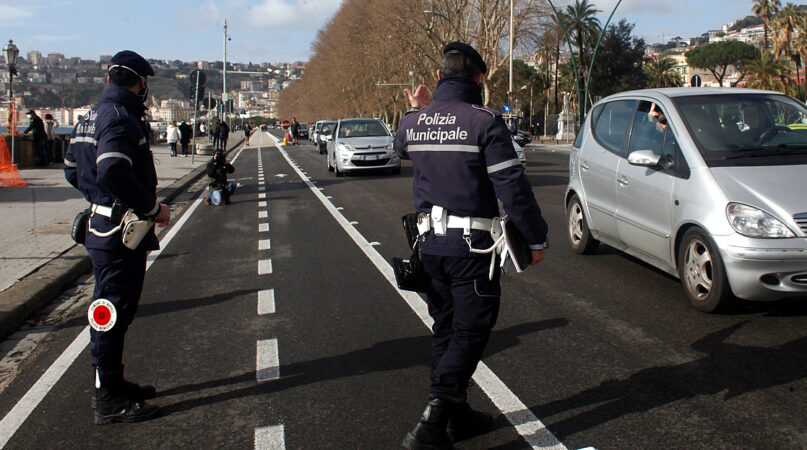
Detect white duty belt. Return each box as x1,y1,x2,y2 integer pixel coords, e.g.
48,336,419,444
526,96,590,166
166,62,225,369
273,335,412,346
91,204,114,218
418,205,506,280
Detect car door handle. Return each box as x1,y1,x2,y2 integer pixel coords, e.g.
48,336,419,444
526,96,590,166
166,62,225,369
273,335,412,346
580,160,590,171
617,176,629,186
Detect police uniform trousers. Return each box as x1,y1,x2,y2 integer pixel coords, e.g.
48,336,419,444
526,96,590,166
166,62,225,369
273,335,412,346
87,247,148,382
421,253,501,404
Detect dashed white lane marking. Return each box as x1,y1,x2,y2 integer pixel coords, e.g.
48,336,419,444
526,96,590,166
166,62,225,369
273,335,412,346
267,134,566,450
256,339,279,381
259,193,266,199
254,424,285,450
350,221,359,225
258,289,275,315
259,211,268,219
258,201,267,207
258,259,273,275
0,175,215,448
259,186,265,192
259,239,271,250
259,223,269,232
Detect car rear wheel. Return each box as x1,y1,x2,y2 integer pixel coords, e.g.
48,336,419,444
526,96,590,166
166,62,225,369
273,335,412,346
677,228,734,313
567,194,598,254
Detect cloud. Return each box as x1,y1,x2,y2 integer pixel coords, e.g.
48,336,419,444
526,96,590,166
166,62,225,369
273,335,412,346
0,4,33,24
243,0,341,30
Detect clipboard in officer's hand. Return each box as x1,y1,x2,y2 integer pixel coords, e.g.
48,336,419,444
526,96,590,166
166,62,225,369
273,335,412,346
500,216,532,273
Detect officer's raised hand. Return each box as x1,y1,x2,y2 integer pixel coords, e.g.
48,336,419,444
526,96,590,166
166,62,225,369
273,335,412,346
404,84,431,109
153,203,170,227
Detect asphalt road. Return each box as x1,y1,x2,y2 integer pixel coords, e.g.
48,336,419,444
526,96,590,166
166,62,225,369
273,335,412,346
1,130,806,449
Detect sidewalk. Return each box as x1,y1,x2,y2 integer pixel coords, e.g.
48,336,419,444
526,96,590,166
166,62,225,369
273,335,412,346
0,132,244,340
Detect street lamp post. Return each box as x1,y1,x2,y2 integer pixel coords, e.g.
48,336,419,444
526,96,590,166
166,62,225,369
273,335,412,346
3,39,19,165
223,19,230,125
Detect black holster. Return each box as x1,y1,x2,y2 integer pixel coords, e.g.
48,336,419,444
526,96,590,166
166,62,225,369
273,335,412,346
392,213,432,293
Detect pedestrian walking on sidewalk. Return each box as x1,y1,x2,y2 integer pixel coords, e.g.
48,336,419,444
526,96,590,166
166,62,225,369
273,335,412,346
166,120,180,157
218,120,230,151
64,50,170,425
179,120,192,156
211,117,221,150
44,113,59,159
290,117,300,145
24,109,49,165
394,42,548,449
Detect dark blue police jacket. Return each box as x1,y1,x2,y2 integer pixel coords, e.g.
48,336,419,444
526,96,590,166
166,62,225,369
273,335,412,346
394,77,548,257
64,83,159,252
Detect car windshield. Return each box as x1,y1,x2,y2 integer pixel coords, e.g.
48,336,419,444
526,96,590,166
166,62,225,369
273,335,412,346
338,120,390,138
673,93,807,166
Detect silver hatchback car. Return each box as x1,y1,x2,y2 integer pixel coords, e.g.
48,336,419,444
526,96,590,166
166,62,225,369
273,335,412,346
566,88,807,312
326,118,401,176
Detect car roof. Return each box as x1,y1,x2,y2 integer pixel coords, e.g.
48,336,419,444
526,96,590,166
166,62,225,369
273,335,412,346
601,87,795,103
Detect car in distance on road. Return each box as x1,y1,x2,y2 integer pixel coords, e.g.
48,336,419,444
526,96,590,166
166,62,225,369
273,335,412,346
326,118,401,176
513,129,531,146
566,87,807,312
314,120,337,154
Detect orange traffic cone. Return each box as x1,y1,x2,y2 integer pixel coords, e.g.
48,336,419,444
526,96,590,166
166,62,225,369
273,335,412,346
283,133,289,146
0,135,26,188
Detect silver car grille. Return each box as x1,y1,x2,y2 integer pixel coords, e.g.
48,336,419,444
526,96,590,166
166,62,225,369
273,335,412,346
795,213,807,234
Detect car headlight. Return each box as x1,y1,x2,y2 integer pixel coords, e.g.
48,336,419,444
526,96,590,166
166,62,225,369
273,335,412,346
726,203,796,238
337,142,353,153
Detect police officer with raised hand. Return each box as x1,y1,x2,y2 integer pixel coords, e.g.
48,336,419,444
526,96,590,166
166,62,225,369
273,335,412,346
64,50,170,424
394,42,548,449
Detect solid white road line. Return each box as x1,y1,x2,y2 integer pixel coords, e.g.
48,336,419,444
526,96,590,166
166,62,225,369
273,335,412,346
256,339,279,381
259,223,270,233
258,289,276,315
0,180,212,448
254,424,285,450
267,134,567,450
258,259,273,275
259,239,271,251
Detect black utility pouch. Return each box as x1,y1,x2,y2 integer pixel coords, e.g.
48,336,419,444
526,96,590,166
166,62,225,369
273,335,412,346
71,209,90,245
392,213,432,293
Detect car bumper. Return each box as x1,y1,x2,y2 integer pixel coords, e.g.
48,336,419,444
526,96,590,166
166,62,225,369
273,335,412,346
337,153,400,172
714,234,807,300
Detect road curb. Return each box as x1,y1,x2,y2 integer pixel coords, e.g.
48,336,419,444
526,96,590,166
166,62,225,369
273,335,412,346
0,137,244,341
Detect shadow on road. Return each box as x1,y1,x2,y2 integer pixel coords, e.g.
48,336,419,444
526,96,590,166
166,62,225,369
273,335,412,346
157,318,569,418
529,322,807,440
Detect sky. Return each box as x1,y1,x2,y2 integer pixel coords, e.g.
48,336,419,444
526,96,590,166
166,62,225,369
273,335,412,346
0,0,803,65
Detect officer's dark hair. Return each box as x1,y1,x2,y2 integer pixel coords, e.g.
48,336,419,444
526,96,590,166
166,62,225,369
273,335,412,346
441,51,483,80
108,66,142,88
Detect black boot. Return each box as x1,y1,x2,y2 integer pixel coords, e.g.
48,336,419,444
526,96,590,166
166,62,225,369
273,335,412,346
402,399,454,450
94,381,159,424
446,402,493,442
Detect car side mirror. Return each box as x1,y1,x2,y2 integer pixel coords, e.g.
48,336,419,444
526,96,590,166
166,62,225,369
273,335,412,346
628,150,661,167
324,135,332,142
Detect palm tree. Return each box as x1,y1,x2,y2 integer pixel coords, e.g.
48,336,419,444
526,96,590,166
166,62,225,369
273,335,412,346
562,0,601,105
752,0,781,50
772,3,805,96
744,50,793,93
644,56,683,88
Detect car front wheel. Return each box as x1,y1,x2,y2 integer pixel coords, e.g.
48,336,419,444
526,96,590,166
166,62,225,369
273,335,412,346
567,194,598,254
677,228,734,312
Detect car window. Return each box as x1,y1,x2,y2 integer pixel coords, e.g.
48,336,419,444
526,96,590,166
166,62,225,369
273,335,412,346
593,100,636,156
660,129,690,178
673,93,807,167
338,120,390,138
629,101,666,156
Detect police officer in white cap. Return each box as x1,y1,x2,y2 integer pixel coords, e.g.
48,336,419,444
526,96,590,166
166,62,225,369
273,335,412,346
65,50,170,424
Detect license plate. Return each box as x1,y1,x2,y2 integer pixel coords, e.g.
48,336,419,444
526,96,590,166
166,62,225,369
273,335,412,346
362,155,379,161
